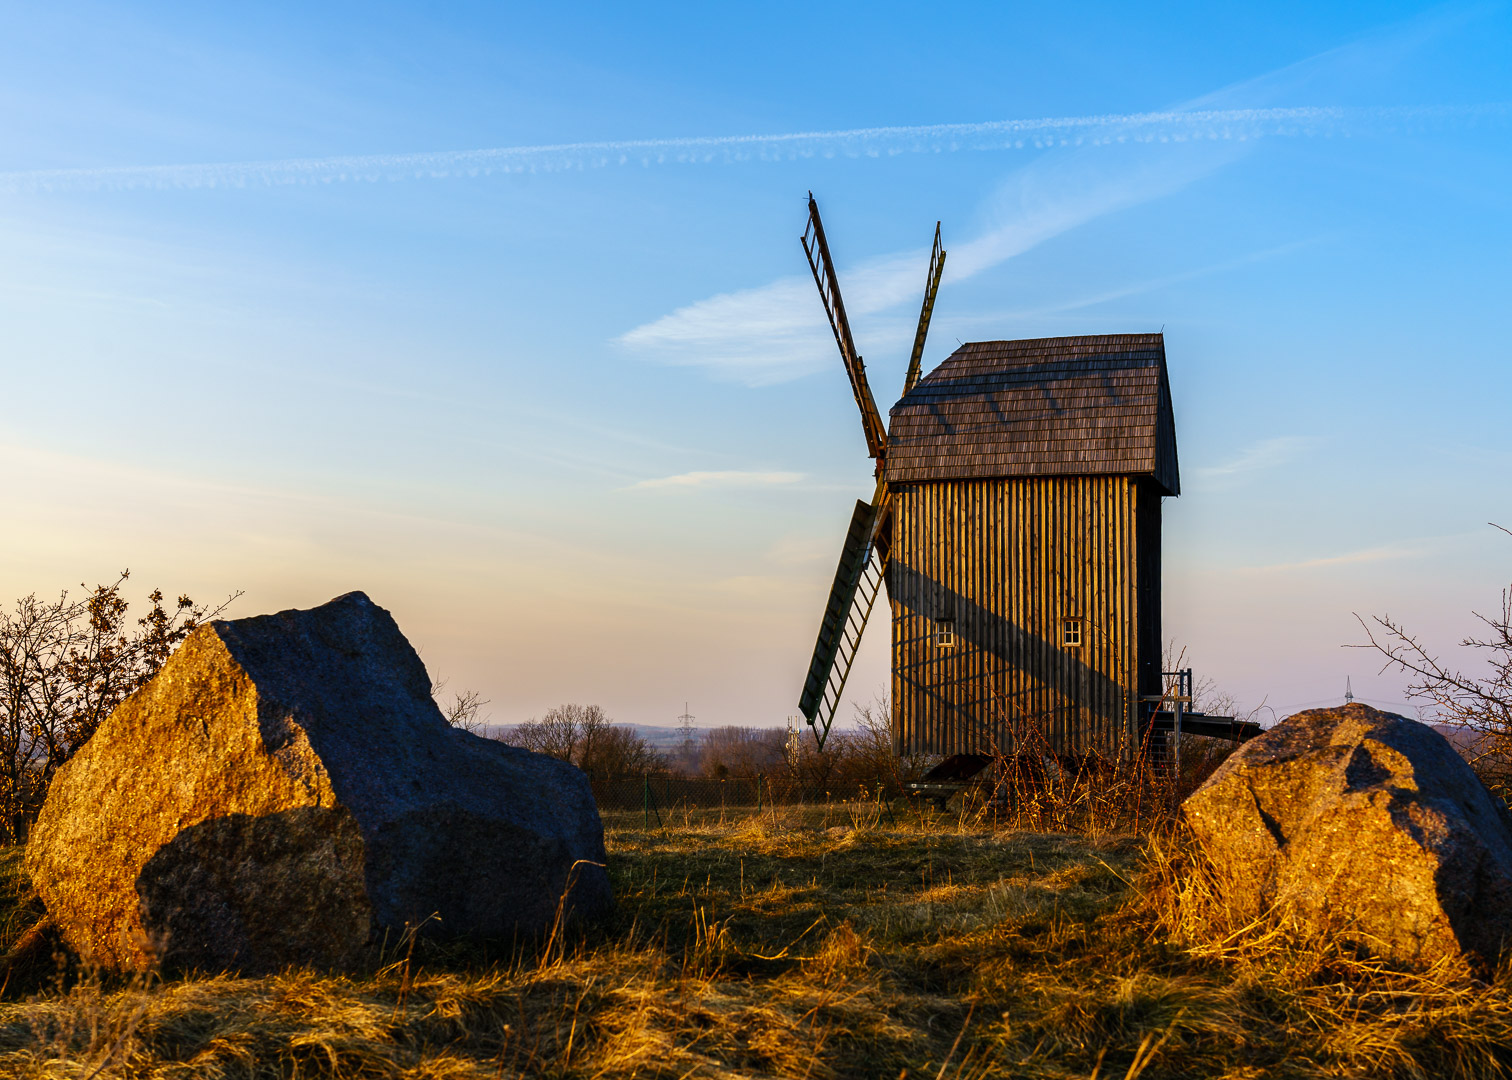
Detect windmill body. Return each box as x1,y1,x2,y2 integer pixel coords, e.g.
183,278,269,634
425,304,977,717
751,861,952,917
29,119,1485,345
884,334,1179,756
795,196,1185,757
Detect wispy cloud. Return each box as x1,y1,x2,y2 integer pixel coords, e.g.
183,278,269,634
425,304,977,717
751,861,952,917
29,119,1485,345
1238,526,1488,574
1241,543,1424,574
1195,436,1322,482
2,105,1500,196
708,574,810,599
763,536,832,567
616,16,1499,385
617,125,1249,383
1009,237,1327,318
627,470,805,491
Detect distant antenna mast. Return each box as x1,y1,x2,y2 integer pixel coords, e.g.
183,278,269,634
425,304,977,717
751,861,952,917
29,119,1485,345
1345,677,1355,704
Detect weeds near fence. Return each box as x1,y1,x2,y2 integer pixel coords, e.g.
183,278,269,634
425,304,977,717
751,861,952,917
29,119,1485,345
959,719,1237,837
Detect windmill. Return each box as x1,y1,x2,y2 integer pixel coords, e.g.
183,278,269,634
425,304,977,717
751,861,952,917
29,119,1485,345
794,197,1256,764
796,194,945,749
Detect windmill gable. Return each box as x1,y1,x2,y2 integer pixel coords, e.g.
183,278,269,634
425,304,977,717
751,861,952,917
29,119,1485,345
886,333,1179,495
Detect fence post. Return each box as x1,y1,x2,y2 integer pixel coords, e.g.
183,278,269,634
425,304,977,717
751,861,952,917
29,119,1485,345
756,774,763,812
642,772,664,830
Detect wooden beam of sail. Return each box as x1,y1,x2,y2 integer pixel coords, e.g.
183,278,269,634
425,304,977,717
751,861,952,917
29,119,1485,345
902,223,946,396
801,195,887,462
799,499,884,749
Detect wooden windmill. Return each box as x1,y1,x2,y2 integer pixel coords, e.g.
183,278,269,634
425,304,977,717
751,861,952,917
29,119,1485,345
797,195,1203,758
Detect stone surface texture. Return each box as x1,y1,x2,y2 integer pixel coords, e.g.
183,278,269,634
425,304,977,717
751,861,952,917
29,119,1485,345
27,592,609,973
1183,703,1512,967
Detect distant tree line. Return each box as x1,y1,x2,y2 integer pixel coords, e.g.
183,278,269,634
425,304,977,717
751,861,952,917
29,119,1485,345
503,703,664,779
496,696,935,794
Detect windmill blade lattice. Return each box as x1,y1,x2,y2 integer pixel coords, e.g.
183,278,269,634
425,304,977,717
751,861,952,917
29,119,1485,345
798,499,887,749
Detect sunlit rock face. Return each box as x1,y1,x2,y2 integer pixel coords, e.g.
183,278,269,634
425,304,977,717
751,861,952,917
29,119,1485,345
1184,703,1512,969
27,591,609,973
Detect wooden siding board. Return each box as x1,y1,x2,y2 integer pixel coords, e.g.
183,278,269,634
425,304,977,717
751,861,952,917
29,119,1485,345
891,475,1150,757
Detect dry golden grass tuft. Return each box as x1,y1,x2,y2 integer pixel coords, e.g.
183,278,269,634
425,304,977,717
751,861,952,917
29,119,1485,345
0,809,1508,1077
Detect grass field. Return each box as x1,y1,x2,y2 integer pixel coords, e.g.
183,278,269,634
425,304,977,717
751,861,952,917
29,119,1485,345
1,805,1510,1078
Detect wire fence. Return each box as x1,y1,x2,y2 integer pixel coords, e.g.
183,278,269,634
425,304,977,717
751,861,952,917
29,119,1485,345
591,774,893,823
589,733,1244,834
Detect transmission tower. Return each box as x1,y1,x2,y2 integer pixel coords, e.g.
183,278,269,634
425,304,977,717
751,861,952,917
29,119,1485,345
677,702,696,762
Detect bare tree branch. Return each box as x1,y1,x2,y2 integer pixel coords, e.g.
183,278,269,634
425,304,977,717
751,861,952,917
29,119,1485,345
1350,526,1512,798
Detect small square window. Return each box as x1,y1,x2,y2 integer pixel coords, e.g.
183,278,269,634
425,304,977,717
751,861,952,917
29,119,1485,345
934,618,955,648
1062,618,1082,647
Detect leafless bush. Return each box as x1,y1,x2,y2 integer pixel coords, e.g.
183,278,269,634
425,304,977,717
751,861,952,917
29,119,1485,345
504,704,665,779
960,659,1264,834
0,571,237,840
850,695,936,791
698,727,785,778
764,698,938,798
957,703,1176,834
781,727,859,791
430,677,489,735
1356,525,1512,800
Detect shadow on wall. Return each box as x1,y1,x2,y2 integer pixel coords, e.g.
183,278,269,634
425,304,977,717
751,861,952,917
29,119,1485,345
889,562,1131,752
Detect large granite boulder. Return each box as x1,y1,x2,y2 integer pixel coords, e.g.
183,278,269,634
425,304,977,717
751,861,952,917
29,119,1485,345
1183,703,1512,967
27,592,609,973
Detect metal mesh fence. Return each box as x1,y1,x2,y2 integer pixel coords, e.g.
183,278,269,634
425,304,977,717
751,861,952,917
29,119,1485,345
591,774,891,818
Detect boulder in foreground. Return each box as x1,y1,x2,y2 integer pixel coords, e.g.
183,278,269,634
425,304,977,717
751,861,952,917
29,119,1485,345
27,591,610,973
1183,703,1512,967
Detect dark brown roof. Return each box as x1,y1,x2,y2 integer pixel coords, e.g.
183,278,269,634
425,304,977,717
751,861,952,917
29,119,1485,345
885,334,1179,495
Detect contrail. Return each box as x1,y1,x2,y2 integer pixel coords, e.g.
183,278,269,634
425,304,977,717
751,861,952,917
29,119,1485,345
1,104,1504,195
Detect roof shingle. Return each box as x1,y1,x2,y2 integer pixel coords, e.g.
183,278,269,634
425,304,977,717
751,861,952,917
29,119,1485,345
885,333,1180,494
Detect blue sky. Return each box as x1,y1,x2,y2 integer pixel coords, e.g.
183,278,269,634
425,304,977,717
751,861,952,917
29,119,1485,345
2,2,1509,730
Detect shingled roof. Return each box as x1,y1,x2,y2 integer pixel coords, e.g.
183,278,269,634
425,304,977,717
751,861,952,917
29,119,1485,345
885,333,1179,495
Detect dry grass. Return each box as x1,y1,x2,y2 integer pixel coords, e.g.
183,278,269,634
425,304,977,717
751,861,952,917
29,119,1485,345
0,808,1508,1078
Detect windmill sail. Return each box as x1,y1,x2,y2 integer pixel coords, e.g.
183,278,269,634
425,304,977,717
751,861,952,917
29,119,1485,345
801,195,888,461
799,499,886,749
903,224,946,396
794,198,944,748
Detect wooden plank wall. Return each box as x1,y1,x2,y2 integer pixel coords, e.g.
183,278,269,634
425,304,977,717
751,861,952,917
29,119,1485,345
1135,479,1164,703
889,475,1144,757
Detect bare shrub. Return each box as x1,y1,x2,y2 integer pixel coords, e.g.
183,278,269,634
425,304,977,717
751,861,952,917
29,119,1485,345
958,703,1176,834
430,677,490,735
783,726,861,792
851,695,936,792
581,725,665,779
0,571,237,840
698,727,784,778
